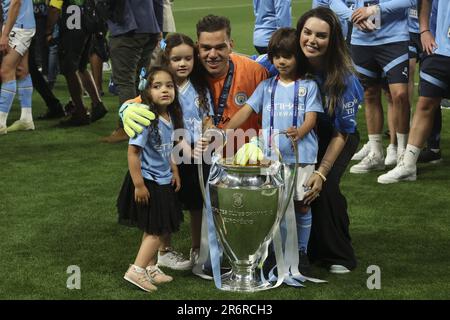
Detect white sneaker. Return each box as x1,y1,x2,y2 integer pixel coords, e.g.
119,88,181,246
384,144,397,166
0,126,6,135
350,152,385,173
190,248,199,266
157,249,192,271
329,265,351,274
7,119,35,132
351,142,370,161
377,158,416,184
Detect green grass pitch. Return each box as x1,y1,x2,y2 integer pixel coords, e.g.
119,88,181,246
0,0,449,300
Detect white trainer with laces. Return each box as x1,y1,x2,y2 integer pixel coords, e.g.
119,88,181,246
384,144,397,166
351,142,370,161
157,248,192,270
190,248,199,266
377,158,417,184
350,152,385,173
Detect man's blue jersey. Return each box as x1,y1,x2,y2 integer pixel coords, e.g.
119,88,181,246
408,0,419,33
253,0,292,47
351,0,415,46
2,0,36,29
434,0,450,57
313,0,354,38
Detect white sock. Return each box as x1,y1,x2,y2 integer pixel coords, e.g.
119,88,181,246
0,111,8,127
396,133,408,155
403,144,421,167
20,108,33,122
132,265,146,273
368,134,383,156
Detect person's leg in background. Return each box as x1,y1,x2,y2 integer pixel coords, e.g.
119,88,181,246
101,33,158,143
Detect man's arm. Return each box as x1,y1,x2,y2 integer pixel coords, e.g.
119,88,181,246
418,0,435,55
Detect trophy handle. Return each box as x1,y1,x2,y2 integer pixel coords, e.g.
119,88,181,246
197,128,227,203
269,131,298,219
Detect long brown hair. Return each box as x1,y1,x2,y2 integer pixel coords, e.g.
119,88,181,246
141,66,184,145
161,33,211,115
296,7,355,115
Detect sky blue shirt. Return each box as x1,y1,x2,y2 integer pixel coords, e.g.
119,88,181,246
313,0,354,38
315,73,363,134
253,0,292,47
408,1,419,33
434,0,450,57
2,0,36,29
129,116,174,185
351,0,415,46
246,77,324,164
430,0,438,37
178,80,214,145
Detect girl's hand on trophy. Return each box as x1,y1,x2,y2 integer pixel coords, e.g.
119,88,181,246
303,174,323,205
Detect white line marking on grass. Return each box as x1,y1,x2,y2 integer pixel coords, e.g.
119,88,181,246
173,0,309,12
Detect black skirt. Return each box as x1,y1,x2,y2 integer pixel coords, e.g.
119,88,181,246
117,171,183,235
177,163,210,211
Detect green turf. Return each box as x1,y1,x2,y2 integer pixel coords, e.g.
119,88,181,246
1,0,449,300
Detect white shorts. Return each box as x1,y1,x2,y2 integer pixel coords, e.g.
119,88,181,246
287,164,315,201
7,27,35,56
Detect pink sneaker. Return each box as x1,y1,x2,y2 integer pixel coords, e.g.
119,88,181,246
146,265,173,284
124,265,157,292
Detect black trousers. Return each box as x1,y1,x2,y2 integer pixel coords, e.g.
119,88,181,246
308,121,359,270
29,37,62,113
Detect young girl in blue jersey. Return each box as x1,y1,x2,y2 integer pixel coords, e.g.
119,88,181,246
118,66,185,292
297,7,364,273
225,27,324,276
155,33,215,270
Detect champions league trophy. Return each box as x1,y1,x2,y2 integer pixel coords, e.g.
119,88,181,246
198,129,298,292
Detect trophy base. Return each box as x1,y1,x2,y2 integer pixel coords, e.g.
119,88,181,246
219,271,274,292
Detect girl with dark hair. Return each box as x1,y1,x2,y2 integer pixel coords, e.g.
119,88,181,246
156,33,215,271
296,7,364,274
117,66,185,292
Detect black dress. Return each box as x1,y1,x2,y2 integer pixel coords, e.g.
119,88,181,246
307,115,359,270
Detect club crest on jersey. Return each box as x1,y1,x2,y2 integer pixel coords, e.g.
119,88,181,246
234,92,248,106
298,87,307,97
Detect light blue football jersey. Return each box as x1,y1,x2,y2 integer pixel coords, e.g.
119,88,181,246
2,0,36,29
129,116,174,185
178,80,214,145
434,0,450,57
351,0,415,46
246,77,324,164
253,0,292,47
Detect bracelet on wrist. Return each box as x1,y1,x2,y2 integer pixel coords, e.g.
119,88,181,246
313,170,327,182
420,29,430,35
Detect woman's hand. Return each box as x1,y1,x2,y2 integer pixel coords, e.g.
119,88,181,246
172,173,181,192
303,173,323,206
134,186,150,206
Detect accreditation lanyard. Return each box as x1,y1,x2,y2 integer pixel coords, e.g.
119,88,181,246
213,60,234,126
268,77,300,153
